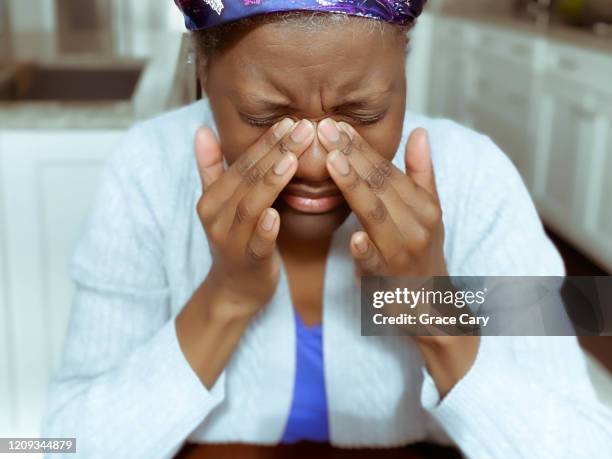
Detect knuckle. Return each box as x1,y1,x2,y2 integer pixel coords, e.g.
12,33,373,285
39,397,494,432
246,244,268,263
423,202,443,226
368,199,387,223
245,164,263,186
236,156,256,176
366,167,388,194
196,197,207,217
409,226,432,252
235,201,253,224
376,160,393,178
278,139,291,155
197,197,214,223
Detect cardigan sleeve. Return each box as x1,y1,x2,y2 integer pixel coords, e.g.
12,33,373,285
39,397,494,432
421,134,612,458
41,126,224,459
421,336,612,459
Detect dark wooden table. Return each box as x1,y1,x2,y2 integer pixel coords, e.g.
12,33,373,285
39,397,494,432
176,443,462,459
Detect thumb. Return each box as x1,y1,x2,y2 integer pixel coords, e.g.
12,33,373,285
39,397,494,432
405,128,438,200
195,126,224,192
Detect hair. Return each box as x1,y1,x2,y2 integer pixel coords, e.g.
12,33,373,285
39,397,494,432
191,11,414,66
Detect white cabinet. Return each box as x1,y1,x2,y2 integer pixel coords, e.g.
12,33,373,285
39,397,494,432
589,107,612,268
533,79,598,230
465,24,545,191
424,15,612,272
533,41,612,272
0,130,121,436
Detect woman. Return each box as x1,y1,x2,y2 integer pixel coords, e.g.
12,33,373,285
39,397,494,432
43,1,612,458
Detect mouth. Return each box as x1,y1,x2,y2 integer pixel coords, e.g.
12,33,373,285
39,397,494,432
280,181,345,214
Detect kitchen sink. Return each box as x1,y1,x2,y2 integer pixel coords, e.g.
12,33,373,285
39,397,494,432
0,60,145,102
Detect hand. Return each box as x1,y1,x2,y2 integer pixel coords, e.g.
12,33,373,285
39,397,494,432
317,119,478,397
195,118,315,319
317,119,447,278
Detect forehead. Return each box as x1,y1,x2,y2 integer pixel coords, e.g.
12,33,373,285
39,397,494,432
208,18,406,105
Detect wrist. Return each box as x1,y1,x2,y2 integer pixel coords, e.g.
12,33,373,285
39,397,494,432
195,275,259,327
417,336,480,398
176,277,255,389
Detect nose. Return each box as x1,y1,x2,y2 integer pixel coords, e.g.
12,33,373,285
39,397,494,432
294,120,332,182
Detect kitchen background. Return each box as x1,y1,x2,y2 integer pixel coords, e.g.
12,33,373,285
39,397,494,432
0,0,611,446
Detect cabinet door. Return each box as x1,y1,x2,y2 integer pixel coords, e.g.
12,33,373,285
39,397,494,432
467,61,534,189
427,18,468,121
533,81,599,261
589,107,612,272
463,26,538,190
0,130,121,436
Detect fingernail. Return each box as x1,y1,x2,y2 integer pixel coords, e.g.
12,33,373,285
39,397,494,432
273,153,295,176
354,235,368,254
338,122,355,140
319,119,340,143
291,120,313,143
274,118,294,139
261,210,277,231
329,151,350,176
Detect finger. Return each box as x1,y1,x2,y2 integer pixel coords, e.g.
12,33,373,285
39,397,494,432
337,121,437,224
246,208,280,263
334,121,408,185
229,119,314,206
321,119,421,238
405,128,439,202
351,231,387,276
230,153,298,240
332,120,420,205
215,120,313,234
203,117,295,206
195,127,224,192
327,150,404,259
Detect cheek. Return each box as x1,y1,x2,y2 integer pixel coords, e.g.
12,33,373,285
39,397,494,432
357,116,404,161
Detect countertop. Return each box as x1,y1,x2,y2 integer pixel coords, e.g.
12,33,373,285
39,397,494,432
437,7,612,55
0,30,193,130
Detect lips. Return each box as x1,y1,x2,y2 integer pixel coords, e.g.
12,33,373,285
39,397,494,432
281,181,345,214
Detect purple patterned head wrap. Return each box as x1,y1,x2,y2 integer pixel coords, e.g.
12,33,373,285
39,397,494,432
174,1,427,30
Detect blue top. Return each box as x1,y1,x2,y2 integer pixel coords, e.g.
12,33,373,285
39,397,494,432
280,312,329,444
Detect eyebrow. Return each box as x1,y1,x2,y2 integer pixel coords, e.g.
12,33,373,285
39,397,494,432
235,87,394,112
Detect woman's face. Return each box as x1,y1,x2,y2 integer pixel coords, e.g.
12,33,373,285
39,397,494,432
203,18,407,241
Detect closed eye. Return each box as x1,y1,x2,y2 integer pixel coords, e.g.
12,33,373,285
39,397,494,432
239,113,283,128
239,111,388,128
345,111,387,126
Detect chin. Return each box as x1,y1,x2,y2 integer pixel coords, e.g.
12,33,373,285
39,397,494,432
275,201,351,241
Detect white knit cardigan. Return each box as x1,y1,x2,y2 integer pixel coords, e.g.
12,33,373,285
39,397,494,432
42,100,612,458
